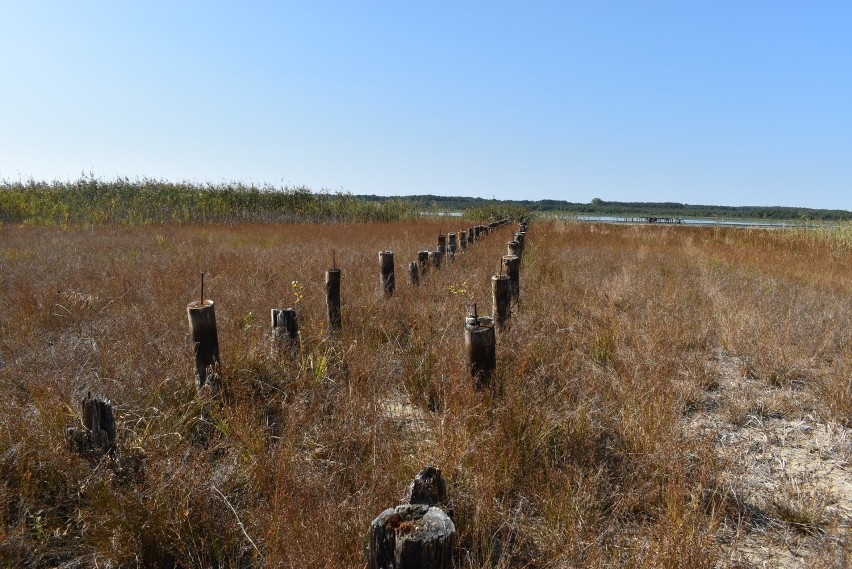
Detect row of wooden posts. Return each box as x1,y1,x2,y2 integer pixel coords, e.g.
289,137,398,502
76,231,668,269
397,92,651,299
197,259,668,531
186,219,516,389
465,219,528,387
370,219,529,568
66,217,528,569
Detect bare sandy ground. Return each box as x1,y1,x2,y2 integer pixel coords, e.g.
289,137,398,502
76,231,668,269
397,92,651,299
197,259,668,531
687,349,851,568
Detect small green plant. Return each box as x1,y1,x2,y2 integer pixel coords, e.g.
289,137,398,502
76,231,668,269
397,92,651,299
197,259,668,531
242,309,254,332
590,333,616,367
155,234,165,247
291,280,304,307
448,281,469,296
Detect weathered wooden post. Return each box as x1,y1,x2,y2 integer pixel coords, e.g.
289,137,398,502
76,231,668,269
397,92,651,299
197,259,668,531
429,250,443,270
326,268,342,332
418,251,430,275
447,232,457,261
492,275,511,328
514,232,526,260
437,233,446,254
408,261,419,286
66,391,116,457
271,308,299,348
502,255,520,304
459,230,467,250
507,240,522,262
368,466,455,569
468,227,476,244
187,298,221,389
465,312,496,386
379,251,395,297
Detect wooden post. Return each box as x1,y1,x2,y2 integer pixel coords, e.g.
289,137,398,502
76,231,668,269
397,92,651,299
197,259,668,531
429,250,443,270
502,255,520,304
368,466,455,569
271,308,299,348
515,231,525,248
468,227,476,244
447,232,457,260
507,240,522,262
492,275,511,328
379,251,395,297
437,234,446,254
417,251,430,275
465,315,496,386
66,391,116,457
187,299,221,389
408,262,419,286
326,268,342,332
459,230,467,250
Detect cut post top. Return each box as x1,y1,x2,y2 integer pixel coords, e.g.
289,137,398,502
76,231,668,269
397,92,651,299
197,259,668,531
187,299,214,310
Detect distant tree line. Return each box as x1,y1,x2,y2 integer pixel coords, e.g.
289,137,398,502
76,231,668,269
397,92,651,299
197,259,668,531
358,194,852,221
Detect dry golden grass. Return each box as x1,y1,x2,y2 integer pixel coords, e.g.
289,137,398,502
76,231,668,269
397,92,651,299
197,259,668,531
1,220,850,567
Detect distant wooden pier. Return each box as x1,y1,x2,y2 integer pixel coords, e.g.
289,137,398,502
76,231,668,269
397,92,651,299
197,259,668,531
626,216,685,224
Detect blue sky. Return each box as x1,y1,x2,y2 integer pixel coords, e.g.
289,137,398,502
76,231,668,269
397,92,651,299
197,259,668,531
1,1,850,209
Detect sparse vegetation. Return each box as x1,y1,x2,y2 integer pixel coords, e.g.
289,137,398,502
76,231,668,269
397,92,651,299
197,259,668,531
1,219,850,567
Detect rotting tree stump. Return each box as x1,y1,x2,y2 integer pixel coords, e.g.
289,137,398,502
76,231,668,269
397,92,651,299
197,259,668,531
369,505,455,569
66,391,116,457
271,308,299,348
368,466,455,569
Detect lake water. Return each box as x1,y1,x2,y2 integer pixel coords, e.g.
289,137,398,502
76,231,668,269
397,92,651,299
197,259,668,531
573,215,802,228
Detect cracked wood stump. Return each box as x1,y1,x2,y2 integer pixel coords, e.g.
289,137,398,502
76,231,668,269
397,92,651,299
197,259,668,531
368,466,455,569
66,391,115,457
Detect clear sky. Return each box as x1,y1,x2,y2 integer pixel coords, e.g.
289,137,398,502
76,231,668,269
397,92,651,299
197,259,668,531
1,1,850,210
